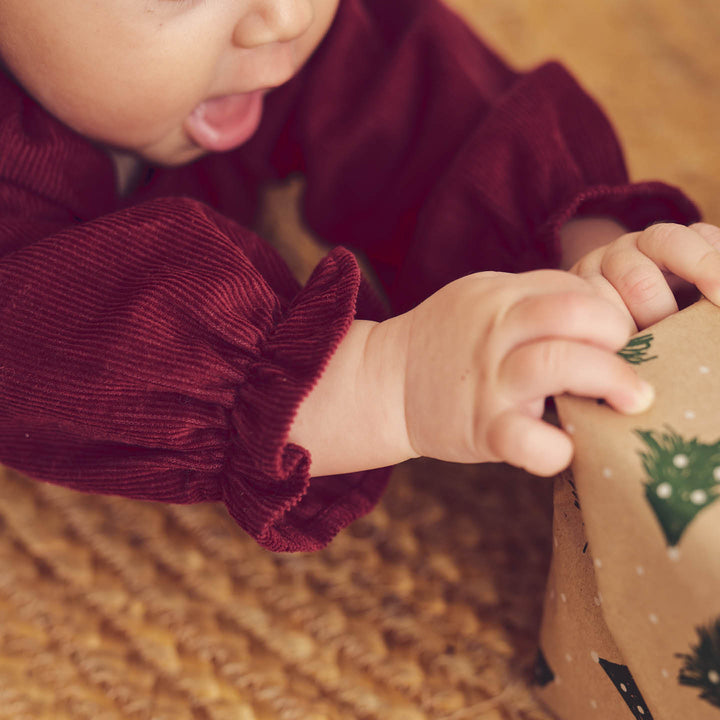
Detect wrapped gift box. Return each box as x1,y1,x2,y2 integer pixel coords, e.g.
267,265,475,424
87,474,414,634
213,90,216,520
537,298,720,720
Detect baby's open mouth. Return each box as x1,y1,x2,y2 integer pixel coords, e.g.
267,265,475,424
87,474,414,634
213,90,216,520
184,90,265,152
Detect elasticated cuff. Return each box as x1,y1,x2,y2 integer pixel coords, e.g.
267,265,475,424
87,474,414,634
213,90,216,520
223,247,390,551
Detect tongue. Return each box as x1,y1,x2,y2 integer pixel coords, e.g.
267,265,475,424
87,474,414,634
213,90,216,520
185,91,264,152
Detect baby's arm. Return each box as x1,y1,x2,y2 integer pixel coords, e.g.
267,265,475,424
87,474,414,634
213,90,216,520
289,269,653,478
559,216,628,270
292,219,720,478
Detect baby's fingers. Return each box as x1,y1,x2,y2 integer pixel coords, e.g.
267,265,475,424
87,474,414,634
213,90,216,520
595,223,720,329
489,340,655,475
689,222,720,251
500,339,655,415
487,410,573,476
600,238,676,329
638,223,720,300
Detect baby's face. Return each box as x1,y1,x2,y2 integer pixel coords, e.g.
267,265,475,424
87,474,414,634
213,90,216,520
0,0,339,166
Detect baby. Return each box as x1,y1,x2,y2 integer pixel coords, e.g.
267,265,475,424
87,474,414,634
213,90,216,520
1,0,719,550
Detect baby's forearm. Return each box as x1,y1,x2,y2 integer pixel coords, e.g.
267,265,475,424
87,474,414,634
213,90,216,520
559,216,627,269
287,318,418,476
288,263,666,479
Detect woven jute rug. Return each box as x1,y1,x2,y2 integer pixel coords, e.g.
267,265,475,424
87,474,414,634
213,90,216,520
0,459,555,720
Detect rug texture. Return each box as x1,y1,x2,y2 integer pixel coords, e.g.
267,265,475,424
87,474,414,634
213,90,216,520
0,461,554,720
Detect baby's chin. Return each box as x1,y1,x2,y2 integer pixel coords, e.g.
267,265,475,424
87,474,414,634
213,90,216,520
139,134,210,167
154,146,209,167
105,135,207,170
103,132,209,198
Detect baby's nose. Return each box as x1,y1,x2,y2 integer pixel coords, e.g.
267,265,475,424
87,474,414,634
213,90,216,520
233,0,315,48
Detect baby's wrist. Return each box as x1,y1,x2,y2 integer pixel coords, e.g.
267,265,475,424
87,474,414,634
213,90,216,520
287,318,417,477
363,314,419,462
559,216,627,269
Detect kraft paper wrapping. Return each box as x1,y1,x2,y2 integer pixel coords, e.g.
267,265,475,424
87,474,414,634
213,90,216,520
536,299,720,720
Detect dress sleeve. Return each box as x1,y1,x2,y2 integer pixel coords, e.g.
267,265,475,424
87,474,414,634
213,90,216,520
0,71,390,552
244,0,700,312
0,196,391,551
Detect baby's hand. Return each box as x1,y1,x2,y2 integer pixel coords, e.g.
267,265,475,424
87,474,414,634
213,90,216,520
391,269,653,476
570,222,720,331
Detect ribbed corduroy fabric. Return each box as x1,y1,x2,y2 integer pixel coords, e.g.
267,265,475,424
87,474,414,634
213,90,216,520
0,0,701,551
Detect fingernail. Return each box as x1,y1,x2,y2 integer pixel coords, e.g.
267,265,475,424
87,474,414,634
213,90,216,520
630,380,655,413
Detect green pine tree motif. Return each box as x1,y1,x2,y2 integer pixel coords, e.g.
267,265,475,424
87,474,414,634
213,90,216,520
618,333,657,364
677,617,720,708
636,428,720,546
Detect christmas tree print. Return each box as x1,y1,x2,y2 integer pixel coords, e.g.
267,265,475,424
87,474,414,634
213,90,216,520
618,333,657,364
677,617,720,708
636,428,720,546
598,658,654,719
